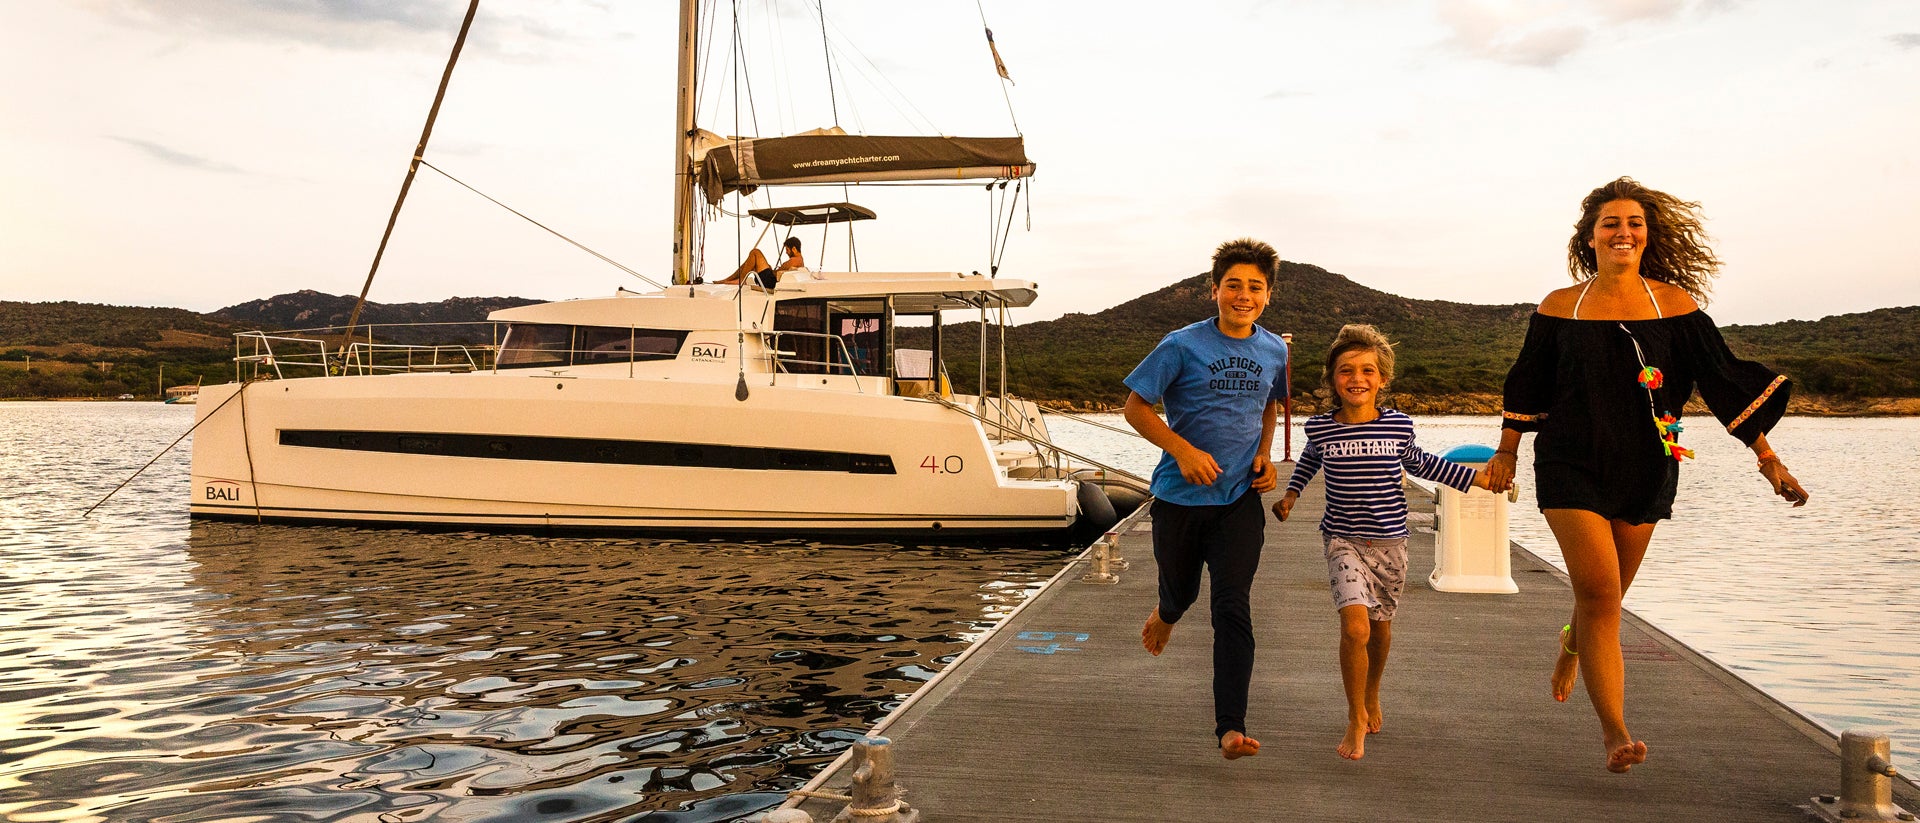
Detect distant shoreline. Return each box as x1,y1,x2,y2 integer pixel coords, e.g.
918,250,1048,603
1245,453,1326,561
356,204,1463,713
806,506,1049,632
8,393,1918,417
1034,392,1920,417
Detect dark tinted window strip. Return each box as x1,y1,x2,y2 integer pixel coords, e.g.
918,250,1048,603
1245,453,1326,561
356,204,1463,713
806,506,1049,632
278,430,896,474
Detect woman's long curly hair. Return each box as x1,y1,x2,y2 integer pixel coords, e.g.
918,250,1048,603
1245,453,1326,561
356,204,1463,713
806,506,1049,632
1567,176,1720,304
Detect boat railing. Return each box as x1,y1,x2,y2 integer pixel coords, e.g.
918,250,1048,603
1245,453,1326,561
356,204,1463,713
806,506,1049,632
232,332,334,381
345,342,484,375
761,330,866,390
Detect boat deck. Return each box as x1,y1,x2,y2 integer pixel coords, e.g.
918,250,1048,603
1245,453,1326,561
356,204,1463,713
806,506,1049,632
791,472,1920,822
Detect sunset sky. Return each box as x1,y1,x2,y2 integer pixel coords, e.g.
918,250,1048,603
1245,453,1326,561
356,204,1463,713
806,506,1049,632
2,0,1916,326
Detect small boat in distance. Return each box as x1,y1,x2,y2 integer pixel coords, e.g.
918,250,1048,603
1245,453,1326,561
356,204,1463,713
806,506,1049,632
186,1,1146,537
164,380,200,405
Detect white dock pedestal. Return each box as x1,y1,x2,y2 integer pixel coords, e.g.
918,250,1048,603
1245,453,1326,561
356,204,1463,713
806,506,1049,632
1429,444,1518,594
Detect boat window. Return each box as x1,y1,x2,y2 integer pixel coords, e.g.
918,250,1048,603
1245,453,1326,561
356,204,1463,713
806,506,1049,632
773,300,828,374
836,314,884,378
497,323,571,369
575,326,688,365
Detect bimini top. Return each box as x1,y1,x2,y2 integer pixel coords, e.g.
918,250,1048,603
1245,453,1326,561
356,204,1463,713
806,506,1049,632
746,202,876,226
489,272,1039,329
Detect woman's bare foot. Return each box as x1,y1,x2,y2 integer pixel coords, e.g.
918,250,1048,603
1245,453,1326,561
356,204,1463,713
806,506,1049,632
1337,720,1366,760
1221,730,1260,760
1552,625,1579,702
1365,698,1383,734
1605,738,1648,773
1142,608,1173,656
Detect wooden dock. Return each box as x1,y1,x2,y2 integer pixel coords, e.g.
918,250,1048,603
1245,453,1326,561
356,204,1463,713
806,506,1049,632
790,477,1920,822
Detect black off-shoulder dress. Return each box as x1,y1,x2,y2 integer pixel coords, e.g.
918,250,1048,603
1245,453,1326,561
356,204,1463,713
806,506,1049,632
1501,311,1791,524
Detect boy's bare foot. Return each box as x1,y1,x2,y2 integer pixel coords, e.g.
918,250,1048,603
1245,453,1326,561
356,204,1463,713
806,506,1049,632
1337,721,1366,760
1221,730,1260,760
1605,738,1648,773
1365,699,1383,734
1142,608,1173,656
1552,626,1579,702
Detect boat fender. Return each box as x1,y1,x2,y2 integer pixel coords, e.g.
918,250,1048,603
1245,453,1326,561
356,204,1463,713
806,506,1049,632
1074,480,1118,536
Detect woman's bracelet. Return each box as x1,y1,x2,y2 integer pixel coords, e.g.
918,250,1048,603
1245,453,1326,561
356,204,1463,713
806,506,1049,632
1495,448,1517,457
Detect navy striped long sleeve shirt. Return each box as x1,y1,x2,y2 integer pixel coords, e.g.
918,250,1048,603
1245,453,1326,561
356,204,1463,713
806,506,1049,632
1285,409,1478,539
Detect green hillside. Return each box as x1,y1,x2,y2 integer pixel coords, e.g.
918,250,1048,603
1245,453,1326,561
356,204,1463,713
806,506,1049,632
933,262,1535,404
7,273,1919,404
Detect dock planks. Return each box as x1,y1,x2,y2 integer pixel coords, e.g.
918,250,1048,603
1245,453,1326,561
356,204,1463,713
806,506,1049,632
793,477,1920,822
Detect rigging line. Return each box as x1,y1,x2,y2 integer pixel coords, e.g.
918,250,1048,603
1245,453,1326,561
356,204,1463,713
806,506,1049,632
696,0,721,124
816,0,839,127
993,180,1022,274
737,0,760,137
974,0,1021,134
731,0,745,265
342,0,480,356
81,380,257,519
416,160,665,289
815,19,940,134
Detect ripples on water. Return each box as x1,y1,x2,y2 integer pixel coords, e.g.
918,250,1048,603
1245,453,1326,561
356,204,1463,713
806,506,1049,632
0,403,1068,822
1052,412,1920,773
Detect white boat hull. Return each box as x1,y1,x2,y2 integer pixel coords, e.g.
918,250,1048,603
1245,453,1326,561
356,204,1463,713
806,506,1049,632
189,372,1080,535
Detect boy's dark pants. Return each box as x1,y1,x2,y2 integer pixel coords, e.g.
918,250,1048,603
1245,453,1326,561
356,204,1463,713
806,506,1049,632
1150,487,1265,741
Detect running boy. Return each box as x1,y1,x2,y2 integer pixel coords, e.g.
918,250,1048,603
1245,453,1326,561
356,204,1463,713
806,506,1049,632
1123,238,1289,760
1273,324,1492,761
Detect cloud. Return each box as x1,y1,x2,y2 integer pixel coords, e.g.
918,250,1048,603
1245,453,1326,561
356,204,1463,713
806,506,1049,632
1892,33,1920,50
111,137,248,174
1262,89,1311,100
1594,0,1683,24
1436,1,1590,68
1434,0,1687,68
87,0,576,55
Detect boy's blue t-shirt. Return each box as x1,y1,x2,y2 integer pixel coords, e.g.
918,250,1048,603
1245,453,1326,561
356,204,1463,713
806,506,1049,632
1124,319,1290,506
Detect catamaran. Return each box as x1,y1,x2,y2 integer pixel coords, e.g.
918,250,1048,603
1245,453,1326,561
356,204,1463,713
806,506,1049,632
188,1,1145,536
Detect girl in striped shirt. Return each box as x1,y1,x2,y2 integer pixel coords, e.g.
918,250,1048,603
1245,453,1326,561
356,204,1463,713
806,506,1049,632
1275,324,1492,760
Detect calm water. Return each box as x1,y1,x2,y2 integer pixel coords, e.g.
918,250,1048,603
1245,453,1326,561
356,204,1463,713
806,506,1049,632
0,403,1066,822
5,405,1917,822
1049,412,1920,772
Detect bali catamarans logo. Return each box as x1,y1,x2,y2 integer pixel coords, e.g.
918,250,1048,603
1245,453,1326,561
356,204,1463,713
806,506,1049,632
690,344,728,363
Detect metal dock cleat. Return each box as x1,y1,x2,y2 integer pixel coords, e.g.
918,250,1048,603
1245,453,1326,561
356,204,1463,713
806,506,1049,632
1805,730,1915,822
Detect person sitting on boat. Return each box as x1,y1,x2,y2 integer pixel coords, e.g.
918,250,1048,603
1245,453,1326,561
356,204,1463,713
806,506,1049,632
717,236,804,289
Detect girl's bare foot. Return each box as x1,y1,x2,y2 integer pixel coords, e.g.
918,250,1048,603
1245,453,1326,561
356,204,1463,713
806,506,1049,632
1605,738,1648,773
1142,608,1173,656
1221,730,1260,760
1365,698,1383,734
1552,625,1579,702
1337,720,1366,760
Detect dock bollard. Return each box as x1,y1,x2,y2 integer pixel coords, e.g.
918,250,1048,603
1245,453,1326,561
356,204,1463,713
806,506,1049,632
1103,530,1130,571
1080,536,1120,585
1805,730,1915,822
831,736,920,823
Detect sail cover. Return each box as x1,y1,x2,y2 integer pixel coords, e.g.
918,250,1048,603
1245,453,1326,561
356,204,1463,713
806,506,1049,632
698,133,1032,205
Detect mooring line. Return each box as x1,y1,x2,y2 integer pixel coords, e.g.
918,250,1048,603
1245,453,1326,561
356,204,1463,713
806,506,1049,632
82,381,255,519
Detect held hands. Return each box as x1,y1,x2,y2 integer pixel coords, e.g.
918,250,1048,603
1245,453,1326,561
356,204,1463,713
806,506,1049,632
1271,490,1297,522
1759,457,1809,507
1483,451,1517,493
1172,443,1223,486
1250,455,1278,494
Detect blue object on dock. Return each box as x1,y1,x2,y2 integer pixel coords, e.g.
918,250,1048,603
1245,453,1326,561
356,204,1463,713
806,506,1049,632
1441,444,1498,464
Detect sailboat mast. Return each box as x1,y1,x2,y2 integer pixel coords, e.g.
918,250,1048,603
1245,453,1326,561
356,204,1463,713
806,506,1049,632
671,0,699,285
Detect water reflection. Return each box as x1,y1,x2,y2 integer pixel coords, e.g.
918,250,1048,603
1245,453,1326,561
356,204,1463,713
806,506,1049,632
0,402,1065,823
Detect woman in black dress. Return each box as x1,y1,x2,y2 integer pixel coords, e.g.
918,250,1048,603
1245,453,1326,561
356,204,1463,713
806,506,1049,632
1483,177,1809,773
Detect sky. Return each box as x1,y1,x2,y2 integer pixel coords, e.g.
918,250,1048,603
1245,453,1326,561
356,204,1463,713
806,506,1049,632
2,0,1917,327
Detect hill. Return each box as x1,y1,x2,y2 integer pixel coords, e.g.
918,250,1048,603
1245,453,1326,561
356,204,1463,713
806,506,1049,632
931,261,1535,406
931,264,1920,411
6,274,1920,408
0,292,540,399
